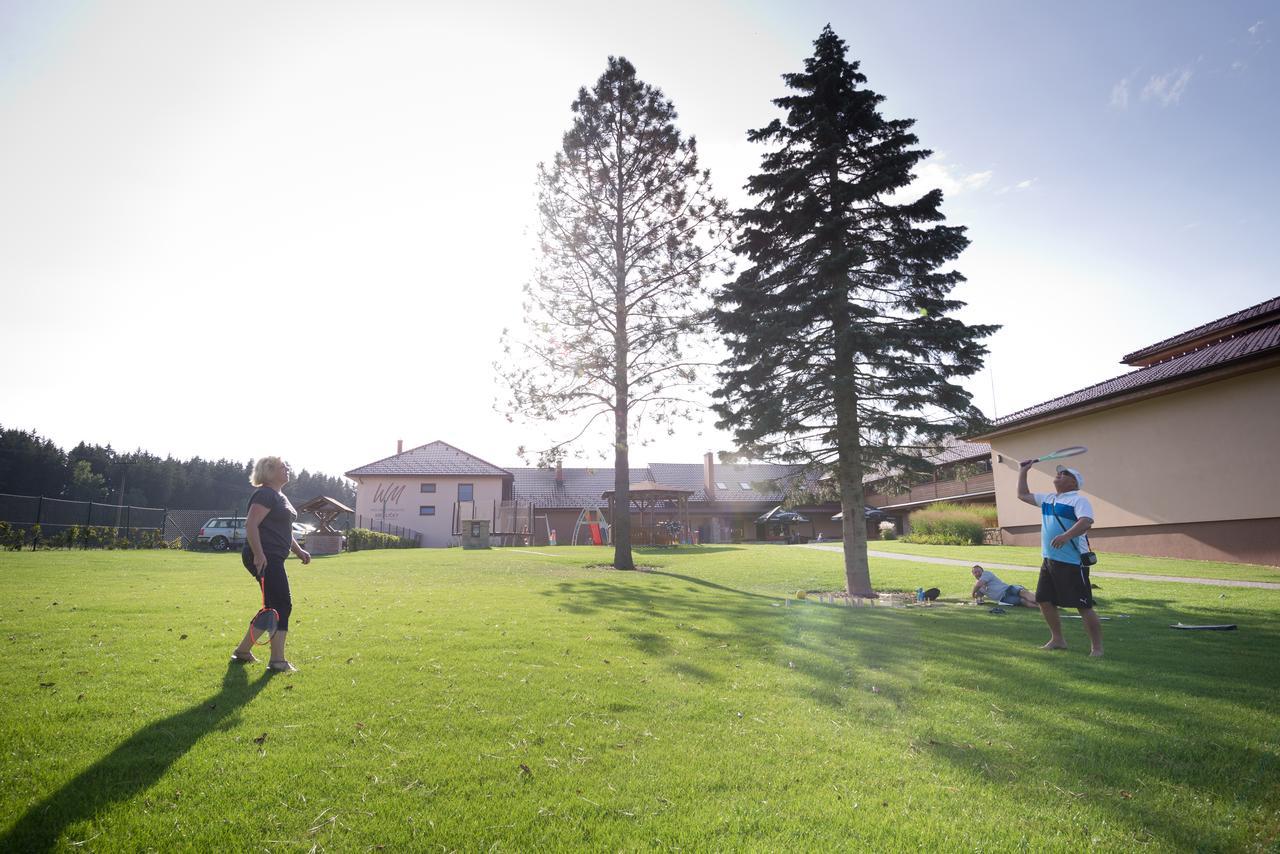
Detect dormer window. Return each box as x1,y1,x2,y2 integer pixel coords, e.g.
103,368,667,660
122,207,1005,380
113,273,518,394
740,482,752,490
715,482,728,490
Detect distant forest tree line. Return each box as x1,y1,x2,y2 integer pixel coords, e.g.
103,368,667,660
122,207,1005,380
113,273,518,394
0,426,356,512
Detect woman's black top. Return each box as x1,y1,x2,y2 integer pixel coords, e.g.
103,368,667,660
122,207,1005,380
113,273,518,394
249,486,296,558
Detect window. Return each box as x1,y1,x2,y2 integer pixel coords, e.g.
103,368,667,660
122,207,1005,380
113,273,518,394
715,481,728,490
419,506,436,516
420,483,436,493
458,483,474,502
740,482,753,490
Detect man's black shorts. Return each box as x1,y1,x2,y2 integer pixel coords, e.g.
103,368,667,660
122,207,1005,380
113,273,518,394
1036,558,1095,609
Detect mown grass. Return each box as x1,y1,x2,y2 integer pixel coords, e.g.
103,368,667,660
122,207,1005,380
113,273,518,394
1,546,1278,852
867,540,1280,583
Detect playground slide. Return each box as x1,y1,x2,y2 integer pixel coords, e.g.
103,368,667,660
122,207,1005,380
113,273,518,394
588,523,602,545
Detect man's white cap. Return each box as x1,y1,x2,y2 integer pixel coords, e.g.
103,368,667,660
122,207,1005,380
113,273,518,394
1056,465,1084,489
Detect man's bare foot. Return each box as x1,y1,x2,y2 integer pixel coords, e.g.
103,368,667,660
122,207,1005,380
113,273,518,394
1089,649,1104,658
1041,641,1068,650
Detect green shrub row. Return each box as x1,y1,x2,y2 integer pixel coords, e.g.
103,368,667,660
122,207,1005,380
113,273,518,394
912,501,999,527
902,503,989,546
345,528,417,551
0,521,175,551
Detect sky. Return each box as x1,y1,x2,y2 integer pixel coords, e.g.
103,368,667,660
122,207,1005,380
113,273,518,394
1,0,1276,478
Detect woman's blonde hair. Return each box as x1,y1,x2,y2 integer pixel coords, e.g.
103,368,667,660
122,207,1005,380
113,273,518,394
250,456,286,487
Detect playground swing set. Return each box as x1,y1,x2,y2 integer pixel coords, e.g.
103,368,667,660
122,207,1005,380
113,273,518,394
571,507,610,545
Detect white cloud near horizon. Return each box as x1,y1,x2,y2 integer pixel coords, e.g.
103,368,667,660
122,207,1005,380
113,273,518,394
1141,67,1193,106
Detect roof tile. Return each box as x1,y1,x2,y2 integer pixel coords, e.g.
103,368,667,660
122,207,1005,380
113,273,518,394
345,441,513,478
1122,296,1280,365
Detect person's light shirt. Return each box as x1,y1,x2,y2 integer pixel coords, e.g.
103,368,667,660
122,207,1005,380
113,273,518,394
977,570,1010,602
1033,490,1094,565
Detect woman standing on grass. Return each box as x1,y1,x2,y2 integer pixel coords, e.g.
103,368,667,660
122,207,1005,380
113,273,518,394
231,456,309,672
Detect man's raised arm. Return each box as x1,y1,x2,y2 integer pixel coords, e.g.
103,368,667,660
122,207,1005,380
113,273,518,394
1016,459,1037,506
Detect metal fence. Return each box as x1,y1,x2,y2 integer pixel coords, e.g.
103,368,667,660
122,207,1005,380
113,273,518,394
1,493,395,549
163,509,231,546
0,492,167,533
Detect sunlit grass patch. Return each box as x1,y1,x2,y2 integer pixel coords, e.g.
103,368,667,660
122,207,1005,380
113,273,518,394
1,546,1277,851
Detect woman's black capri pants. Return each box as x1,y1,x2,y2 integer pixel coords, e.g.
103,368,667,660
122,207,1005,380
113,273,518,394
241,546,293,631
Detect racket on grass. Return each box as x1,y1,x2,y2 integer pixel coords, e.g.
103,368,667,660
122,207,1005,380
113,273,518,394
249,574,278,646
1004,446,1087,465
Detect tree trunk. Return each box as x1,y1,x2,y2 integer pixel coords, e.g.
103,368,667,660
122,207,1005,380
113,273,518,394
832,295,872,596
612,399,633,570
611,136,634,571
834,393,873,596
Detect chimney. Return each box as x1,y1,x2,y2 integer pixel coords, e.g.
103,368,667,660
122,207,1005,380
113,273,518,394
704,451,715,497
397,439,403,454
555,459,564,485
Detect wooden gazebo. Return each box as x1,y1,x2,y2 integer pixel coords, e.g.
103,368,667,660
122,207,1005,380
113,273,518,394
601,481,694,546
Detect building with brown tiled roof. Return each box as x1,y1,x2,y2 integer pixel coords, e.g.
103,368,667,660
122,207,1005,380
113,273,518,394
860,441,995,536
971,296,1280,566
345,444,883,547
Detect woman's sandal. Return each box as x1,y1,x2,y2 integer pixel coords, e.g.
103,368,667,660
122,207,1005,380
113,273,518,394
268,660,298,672
230,651,259,663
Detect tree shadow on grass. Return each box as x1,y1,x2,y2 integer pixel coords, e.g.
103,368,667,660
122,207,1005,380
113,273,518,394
632,546,743,556
0,663,274,852
540,569,1280,851
906,594,1280,850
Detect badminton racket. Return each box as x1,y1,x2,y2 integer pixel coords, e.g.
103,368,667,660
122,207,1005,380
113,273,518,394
1002,446,1087,466
248,573,278,646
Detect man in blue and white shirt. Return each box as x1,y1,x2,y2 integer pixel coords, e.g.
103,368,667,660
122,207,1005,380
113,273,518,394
1017,462,1104,657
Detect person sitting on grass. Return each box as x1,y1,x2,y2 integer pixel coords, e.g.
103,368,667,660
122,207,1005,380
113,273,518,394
970,564,1037,608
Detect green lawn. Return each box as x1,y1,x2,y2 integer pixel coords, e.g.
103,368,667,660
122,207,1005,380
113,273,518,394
1,546,1278,851
868,540,1280,583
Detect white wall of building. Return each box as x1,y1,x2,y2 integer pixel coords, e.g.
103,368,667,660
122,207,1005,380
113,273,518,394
351,475,507,547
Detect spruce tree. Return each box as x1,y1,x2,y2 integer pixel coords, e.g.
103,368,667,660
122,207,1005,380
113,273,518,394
500,57,729,570
713,27,995,596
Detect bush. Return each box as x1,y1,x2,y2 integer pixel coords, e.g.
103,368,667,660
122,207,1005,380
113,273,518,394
903,504,986,546
878,520,897,540
345,528,417,551
966,503,1000,528
0,521,24,551
43,527,75,549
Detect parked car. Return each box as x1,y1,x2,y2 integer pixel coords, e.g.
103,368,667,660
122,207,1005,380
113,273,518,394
292,522,315,545
197,517,247,551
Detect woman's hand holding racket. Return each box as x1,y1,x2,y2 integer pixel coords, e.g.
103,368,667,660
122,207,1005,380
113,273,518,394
253,551,268,575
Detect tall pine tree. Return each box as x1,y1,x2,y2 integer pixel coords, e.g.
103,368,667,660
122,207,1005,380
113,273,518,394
713,27,995,596
500,57,730,570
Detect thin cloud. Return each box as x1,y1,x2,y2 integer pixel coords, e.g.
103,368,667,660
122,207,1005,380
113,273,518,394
996,178,1036,195
1110,77,1130,109
1248,20,1263,37
1141,68,1193,106
912,156,993,197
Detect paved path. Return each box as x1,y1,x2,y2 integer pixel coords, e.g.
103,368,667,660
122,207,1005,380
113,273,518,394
801,544,1280,590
